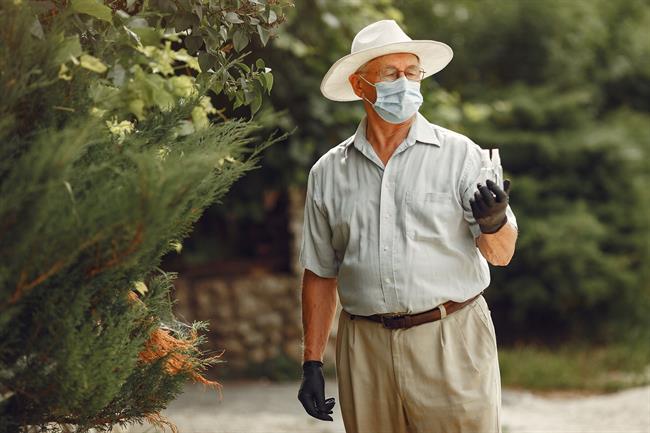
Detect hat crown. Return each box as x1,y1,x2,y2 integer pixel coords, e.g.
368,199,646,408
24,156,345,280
351,20,412,54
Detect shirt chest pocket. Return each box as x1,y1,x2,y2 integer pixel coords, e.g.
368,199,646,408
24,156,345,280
328,190,360,255
405,190,457,241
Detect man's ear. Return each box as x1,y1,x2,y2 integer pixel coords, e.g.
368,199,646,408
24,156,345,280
348,73,364,99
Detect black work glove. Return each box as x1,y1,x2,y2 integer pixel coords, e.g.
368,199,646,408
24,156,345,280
470,178,511,234
297,360,336,421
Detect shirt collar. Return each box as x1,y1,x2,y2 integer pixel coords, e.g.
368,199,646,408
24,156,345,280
346,111,441,158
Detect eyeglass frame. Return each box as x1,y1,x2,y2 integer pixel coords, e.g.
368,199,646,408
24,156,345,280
357,64,426,83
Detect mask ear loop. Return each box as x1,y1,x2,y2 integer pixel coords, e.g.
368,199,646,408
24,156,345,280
357,74,376,105
358,74,376,87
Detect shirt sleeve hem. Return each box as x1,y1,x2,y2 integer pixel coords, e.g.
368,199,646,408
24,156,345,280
300,256,338,278
469,223,482,239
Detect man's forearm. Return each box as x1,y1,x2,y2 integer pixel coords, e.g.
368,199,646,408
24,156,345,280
475,221,518,266
301,269,338,363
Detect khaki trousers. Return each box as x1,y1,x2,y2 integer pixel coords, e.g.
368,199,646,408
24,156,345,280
335,295,502,433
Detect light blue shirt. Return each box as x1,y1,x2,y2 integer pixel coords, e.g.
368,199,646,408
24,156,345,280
299,112,518,316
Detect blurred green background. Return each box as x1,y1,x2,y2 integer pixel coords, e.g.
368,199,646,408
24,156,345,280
163,0,650,390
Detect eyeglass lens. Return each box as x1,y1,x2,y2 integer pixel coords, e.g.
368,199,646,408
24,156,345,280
380,66,425,82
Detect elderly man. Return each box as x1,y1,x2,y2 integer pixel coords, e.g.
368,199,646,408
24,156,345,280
297,20,517,433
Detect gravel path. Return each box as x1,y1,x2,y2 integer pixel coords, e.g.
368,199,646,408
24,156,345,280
120,380,650,433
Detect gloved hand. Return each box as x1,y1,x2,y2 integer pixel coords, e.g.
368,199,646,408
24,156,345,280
297,360,336,421
470,178,511,234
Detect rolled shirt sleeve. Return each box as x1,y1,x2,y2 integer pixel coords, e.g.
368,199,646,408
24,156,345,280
459,141,518,240
298,166,339,278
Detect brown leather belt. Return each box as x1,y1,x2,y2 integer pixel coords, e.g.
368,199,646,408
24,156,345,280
349,291,484,329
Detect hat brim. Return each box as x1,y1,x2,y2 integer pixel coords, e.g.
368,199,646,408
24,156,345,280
320,40,453,102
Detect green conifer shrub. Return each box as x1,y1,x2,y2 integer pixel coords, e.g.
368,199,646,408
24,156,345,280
0,1,291,431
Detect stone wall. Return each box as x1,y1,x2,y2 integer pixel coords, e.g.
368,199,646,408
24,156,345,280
170,185,342,379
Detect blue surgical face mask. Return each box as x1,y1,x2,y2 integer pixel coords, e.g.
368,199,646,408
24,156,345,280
360,75,424,124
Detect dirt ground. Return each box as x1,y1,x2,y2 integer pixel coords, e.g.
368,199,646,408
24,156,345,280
117,379,650,433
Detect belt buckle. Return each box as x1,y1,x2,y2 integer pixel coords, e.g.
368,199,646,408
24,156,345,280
380,313,406,329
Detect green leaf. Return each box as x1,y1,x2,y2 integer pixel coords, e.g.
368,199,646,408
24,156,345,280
198,51,216,72
107,63,126,86
184,35,203,53
250,92,262,116
233,91,244,108
219,25,228,42
173,12,198,32
54,35,82,64
243,88,254,104
123,25,142,46
255,58,265,70
129,99,145,119
79,54,107,73
225,12,244,24
212,79,224,95
134,281,148,296
263,72,273,92
268,9,277,24
255,74,266,89
29,16,44,39
232,28,249,52
152,88,175,111
256,25,270,46
71,0,113,23
88,82,120,103
131,27,161,45
157,0,177,13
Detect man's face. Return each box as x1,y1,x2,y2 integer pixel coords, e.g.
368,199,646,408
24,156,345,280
349,52,421,104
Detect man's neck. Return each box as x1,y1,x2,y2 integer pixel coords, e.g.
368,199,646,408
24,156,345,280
364,107,415,152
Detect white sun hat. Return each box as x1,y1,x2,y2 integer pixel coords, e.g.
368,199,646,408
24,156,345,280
320,19,454,102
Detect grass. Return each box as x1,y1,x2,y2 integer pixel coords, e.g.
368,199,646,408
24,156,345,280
498,342,650,393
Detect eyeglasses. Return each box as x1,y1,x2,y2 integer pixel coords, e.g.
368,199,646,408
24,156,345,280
372,65,426,82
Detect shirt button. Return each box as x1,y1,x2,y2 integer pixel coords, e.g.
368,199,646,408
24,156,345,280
384,277,390,283
383,246,388,251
